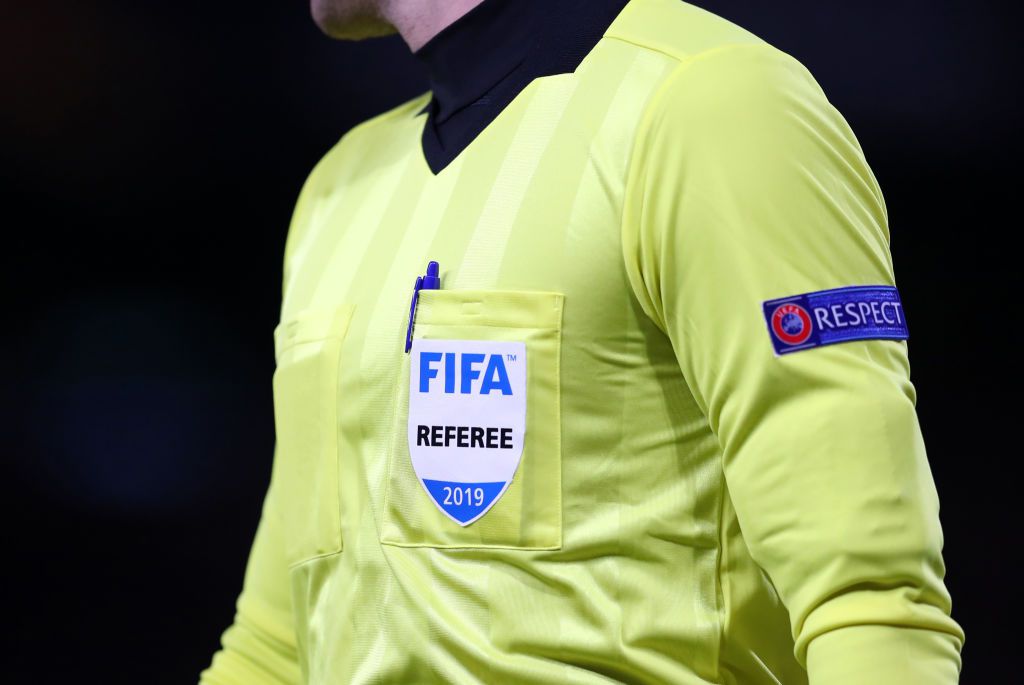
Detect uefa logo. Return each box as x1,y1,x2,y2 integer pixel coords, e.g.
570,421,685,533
770,303,813,346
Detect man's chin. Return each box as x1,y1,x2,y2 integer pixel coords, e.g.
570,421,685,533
310,0,397,41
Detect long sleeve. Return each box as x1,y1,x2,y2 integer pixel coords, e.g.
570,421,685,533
200,150,328,685
621,42,964,683
200,472,301,685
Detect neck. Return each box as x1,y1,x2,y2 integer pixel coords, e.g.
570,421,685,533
381,0,487,52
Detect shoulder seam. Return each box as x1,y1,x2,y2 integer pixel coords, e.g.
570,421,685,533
603,34,689,63
605,34,772,68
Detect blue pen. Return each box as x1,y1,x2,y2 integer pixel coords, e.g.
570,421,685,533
405,261,441,353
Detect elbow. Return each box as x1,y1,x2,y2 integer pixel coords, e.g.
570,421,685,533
786,538,963,668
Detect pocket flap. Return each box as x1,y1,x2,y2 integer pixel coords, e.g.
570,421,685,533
416,290,562,330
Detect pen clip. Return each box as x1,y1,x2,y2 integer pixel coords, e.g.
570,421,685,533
405,261,441,354
405,275,424,354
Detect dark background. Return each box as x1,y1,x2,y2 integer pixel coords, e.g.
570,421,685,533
2,1,1018,682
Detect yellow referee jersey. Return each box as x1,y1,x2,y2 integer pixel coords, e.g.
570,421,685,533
202,1,963,682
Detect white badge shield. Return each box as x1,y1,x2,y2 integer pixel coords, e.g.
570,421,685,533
408,339,526,526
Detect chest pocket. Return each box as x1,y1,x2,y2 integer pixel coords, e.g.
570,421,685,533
272,304,354,566
381,290,563,550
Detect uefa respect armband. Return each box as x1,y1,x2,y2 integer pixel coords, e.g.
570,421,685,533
762,285,909,355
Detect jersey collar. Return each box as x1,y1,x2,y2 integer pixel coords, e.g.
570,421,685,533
413,0,630,174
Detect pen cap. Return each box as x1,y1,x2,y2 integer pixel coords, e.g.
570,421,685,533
422,261,441,290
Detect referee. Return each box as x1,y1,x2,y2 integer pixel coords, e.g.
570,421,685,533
202,0,964,683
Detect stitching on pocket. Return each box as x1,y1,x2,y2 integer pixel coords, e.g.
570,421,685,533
272,304,354,565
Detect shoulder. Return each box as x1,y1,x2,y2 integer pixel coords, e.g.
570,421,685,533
604,2,846,186
607,0,763,60
305,91,431,191
282,91,430,269
606,0,828,131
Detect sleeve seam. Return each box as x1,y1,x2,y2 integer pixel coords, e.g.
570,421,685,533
618,41,782,335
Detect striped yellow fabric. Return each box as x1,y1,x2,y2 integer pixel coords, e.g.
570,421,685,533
201,1,963,683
